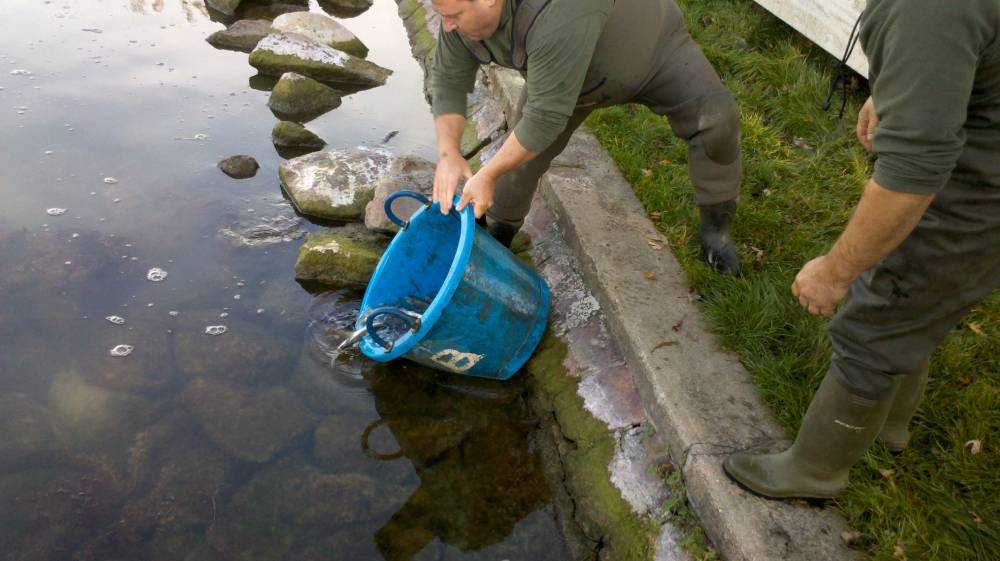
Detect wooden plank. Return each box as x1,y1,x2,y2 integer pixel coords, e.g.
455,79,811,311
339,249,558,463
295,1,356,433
753,0,869,77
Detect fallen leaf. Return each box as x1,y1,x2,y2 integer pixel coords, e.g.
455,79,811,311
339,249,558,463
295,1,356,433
649,211,662,220
971,511,983,525
958,374,974,387
840,531,862,547
878,468,895,480
964,439,982,455
642,168,652,177
658,159,670,166
644,270,656,280
749,245,765,260
893,541,907,561
671,319,684,332
647,238,664,250
762,188,772,197
968,322,983,335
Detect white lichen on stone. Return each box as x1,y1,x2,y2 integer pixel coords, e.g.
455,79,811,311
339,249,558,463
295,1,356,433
256,32,348,66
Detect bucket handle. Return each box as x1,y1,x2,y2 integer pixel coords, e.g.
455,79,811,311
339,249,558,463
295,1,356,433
384,190,431,229
365,306,422,351
384,190,465,229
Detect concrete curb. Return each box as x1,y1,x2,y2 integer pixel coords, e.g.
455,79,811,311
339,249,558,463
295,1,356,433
483,67,860,561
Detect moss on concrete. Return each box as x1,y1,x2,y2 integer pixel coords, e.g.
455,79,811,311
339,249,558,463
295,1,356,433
525,333,657,561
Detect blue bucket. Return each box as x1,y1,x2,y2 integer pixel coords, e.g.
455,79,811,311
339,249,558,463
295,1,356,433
355,191,550,380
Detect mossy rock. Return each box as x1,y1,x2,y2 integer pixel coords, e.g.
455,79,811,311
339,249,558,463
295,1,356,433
205,0,241,16
268,72,342,122
279,147,394,221
271,12,369,58
272,120,326,149
295,224,388,288
249,32,390,89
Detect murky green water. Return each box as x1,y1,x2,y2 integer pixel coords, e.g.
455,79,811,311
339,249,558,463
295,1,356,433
0,1,570,559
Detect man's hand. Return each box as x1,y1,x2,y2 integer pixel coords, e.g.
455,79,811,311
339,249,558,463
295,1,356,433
791,255,853,317
455,169,497,219
856,96,878,151
433,149,472,214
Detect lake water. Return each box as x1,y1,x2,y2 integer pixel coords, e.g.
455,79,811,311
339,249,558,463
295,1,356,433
0,1,571,559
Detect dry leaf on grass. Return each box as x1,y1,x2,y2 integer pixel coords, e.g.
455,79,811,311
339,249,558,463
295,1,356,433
971,511,983,525
647,238,665,250
644,270,656,280
878,468,895,480
840,531,862,547
968,321,984,335
964,439,982,455
893,542,907,561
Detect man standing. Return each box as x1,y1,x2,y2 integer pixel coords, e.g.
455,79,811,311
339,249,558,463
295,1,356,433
725,0,999,499
429,0,743,274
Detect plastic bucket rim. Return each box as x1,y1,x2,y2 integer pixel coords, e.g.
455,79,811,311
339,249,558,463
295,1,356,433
358,198,474,361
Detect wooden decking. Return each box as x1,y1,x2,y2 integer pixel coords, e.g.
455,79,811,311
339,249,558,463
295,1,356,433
754,0,869,76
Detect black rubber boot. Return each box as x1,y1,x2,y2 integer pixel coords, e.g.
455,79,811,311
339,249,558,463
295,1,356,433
475,216,520,249
699,200,741,275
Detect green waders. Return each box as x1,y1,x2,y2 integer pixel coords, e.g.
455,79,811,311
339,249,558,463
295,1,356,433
485,0,742,271
726,186,1000,499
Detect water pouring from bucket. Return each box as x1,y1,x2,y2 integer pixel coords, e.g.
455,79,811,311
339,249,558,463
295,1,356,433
342,190,550,380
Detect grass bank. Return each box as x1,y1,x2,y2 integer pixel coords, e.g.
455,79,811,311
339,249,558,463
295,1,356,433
586,1,999,559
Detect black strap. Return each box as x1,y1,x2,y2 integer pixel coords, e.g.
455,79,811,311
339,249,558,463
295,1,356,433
823,9,865,119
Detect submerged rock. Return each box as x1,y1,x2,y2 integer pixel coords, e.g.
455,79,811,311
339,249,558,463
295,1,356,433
268,72,342,122
249,32,391,89
272,120,326,151
172,318,296,385
205,0,242,16
218,154,260,178
271,12,368,58
279,147,394,221
182,378,317,463
317,0,373,18
295,223,388,288
0,393,61,466
208,454,404,560
364,155,436,234
206,18,271,52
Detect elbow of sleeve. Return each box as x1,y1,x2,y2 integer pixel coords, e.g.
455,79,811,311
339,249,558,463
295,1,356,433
514,106,571,153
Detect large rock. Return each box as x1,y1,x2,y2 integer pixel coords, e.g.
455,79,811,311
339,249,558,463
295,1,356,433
206,18,271,52
461,80,507,158
268,72,342,122
171,318,296,385
239,1,308,21
249,32,391,89
207,454,403,560
295,224,388,288
205,0,242,16
272,120,326,151
279,147,394,221
365,155,436,234
317,0,373,18
271,12,368,58
182,378,317,463
0,393,61,466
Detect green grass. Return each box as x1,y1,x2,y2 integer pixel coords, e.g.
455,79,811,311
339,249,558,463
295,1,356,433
585,1,1000,559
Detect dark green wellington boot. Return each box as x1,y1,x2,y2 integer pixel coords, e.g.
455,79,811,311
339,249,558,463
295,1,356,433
475,216,519,248
723,373,893,499
877,361,930,452
699,200,741,275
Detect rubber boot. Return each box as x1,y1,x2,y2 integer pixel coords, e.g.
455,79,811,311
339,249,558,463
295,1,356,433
723,373,893,499
877,361,929,453
699,200,741,275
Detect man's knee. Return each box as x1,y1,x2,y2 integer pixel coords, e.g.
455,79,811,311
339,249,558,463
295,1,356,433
694,92,741,166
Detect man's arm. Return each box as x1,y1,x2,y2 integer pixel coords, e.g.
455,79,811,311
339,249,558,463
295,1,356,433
433,114,473,209
792,179,933,316
453,131,538,217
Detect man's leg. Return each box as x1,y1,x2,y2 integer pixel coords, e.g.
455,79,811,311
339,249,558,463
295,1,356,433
485,92,592,247
725,194,1000,498
634,0,743,274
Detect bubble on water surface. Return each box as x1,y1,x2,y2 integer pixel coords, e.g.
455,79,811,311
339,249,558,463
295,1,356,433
106,315,125,325
110,344,133,357
103,177,118,184
46,207,67,216
204,325,227,336
168,310,179,317
10,69,33,76
146,267,167,282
